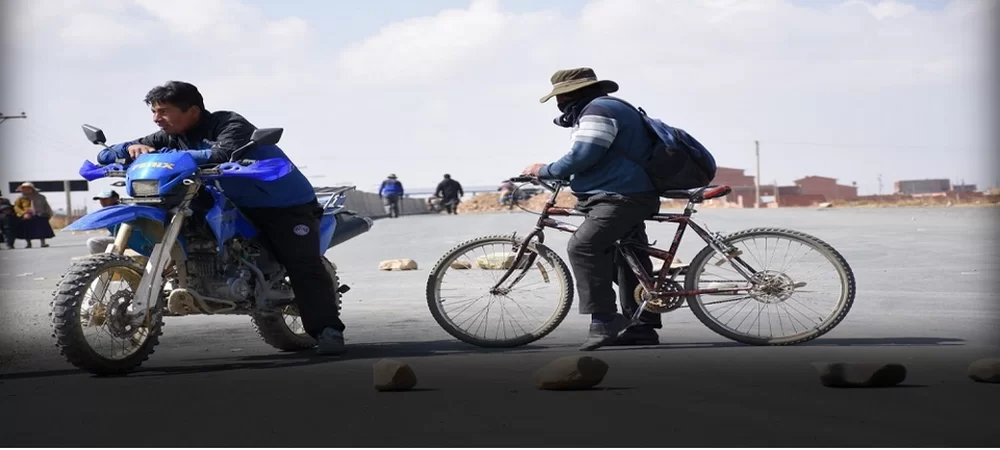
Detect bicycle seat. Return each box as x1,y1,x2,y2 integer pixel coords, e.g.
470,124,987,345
660,185,732,203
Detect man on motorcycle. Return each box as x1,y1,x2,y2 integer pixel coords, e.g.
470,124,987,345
95,81,347,355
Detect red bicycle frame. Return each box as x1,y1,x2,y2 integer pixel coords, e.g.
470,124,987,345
489,177,758,300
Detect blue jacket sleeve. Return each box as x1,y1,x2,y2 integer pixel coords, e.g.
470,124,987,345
97,141,135,164
539,111,619,180
96,143,214,165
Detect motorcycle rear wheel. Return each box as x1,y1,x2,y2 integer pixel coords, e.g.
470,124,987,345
250,257,341,351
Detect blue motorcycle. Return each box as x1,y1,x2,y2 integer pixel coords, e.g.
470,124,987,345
52,124,374,375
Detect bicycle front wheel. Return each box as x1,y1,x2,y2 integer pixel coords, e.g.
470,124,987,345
685,228,856,346
425,234,574,348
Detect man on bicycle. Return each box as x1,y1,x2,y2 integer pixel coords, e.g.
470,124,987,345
522,67,663,351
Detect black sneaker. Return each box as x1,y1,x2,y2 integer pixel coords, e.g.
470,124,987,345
579,314,628,351
316,327,346,355
612,325,660,346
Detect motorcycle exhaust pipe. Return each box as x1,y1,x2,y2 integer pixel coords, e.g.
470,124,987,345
327,213,374,249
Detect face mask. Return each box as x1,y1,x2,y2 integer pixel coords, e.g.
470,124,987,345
553,96,589,128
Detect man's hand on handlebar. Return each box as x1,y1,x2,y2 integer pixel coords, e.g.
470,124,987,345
521,163,546,177
127,144,157,159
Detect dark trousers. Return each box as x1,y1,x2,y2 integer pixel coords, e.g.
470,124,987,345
241,200,344,337
1,214,16,247
567,192,662,327
442,197,459,214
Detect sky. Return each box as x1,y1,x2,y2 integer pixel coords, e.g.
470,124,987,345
0,0,995,212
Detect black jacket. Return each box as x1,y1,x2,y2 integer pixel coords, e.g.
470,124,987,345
435,179,464,200
133,110,257,163
98,110,317,208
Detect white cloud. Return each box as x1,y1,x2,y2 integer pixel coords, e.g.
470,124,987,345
1,0,994,197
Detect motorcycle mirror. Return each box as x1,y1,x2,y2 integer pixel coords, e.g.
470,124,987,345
229,128,283,162
82,124,107,146
250,128,283,146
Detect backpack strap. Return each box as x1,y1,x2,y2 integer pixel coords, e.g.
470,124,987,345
597,96,663,167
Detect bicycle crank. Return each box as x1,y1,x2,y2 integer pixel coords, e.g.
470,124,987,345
634,282,686,314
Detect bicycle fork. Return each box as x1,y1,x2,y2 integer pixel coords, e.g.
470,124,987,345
488,232,539,295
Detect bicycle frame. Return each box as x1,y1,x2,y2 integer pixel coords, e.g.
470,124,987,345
489,178,760,300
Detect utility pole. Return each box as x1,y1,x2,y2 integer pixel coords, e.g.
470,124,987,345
755,140,761,208
0,112,27,126
774,178,779,207
64,180,73,222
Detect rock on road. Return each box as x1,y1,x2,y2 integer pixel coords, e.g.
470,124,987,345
1,206,998,446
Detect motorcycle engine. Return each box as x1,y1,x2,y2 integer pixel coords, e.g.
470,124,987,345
184,237,254,302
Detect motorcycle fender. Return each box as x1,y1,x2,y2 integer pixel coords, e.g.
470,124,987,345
63,204,167,232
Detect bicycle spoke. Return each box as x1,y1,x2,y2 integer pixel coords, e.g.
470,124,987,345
430,237,570,346
688,230,852,344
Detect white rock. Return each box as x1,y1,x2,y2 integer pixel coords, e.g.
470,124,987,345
378,259,418,271
534,355,609,390
812,362,907,387
373,359,418,391
476,252,516,270
967,358,1000,383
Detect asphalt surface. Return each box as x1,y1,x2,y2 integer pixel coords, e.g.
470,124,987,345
1,206,998,446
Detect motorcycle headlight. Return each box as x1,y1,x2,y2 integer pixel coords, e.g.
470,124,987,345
131,180,160,197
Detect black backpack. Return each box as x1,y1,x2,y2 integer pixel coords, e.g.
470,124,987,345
605,97,718,192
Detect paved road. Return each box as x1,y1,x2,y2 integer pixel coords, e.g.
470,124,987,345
1,206,998,446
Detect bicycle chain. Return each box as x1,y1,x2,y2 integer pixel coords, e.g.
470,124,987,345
641,279,754,311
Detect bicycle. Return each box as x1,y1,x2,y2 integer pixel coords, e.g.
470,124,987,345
425,175,856,348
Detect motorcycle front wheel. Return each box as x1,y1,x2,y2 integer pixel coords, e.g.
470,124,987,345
51,253,165,375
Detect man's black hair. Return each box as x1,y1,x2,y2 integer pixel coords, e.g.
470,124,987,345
144,81,206,112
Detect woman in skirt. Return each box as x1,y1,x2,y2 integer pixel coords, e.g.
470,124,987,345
13,182,55,248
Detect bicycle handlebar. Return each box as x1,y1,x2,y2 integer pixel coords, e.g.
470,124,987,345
506,175,570,187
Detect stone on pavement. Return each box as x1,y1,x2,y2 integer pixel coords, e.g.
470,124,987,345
534,355,609,390
967,358,1000,383
812,362,907,387
378,259,418,271
373,359,418,391
476,252,516,270
449,260,472,270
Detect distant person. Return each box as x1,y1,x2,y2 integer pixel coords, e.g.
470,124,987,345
379,173,404,218
13,182,55,248
434,174,464,215
0,196,16,250
86,190,122,254
498,180,516,208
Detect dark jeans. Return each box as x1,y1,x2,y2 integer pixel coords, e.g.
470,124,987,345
567,192,662,327
241,200,344,337
442,197,459,214
1,214,16,247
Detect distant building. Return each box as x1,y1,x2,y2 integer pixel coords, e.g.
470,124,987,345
710,167,758,206
794,176,858,201
952,184,977,193
894,179,950,195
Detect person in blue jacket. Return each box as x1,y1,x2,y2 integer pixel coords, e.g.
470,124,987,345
96,81,347,355
378,174,404,218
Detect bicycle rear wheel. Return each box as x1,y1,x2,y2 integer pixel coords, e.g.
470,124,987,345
685,228,855,346
425,234,574,347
